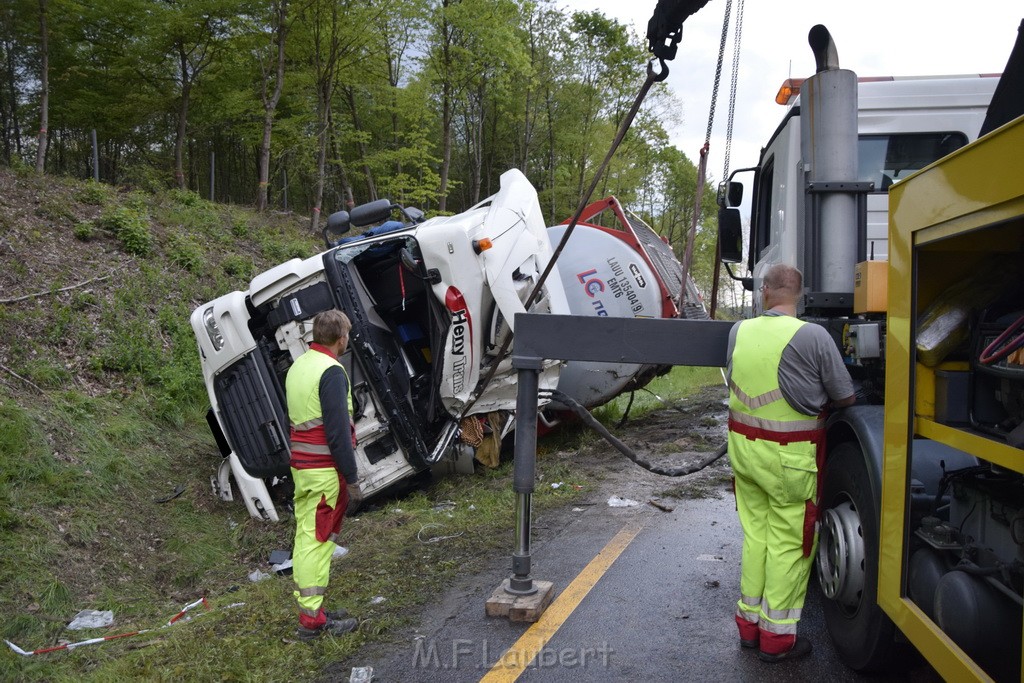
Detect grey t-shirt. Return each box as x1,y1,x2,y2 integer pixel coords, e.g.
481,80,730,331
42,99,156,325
726,312,855,416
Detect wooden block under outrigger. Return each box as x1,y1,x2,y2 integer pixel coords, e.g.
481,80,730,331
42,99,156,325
484,579,555,622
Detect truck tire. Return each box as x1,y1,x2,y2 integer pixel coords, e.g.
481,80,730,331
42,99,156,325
817,441,898,671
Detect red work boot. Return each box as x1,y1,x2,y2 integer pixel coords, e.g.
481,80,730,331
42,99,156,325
758,636,812,663
296,615,358,642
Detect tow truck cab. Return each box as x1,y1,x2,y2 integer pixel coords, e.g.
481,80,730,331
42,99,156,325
735,73,997,315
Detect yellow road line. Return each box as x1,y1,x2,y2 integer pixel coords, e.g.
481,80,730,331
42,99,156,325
479,523,643,683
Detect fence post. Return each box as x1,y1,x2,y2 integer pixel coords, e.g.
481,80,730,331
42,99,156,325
90,129,99,182
282,164,289,211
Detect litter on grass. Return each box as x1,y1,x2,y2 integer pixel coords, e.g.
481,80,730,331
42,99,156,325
248,569,272,582
67,610,114,630
5,598,231,656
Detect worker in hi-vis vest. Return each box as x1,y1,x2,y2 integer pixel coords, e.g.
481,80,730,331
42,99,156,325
286,309,361,641
727,264,855,663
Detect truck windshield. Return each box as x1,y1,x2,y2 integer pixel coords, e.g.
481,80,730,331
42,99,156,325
858,132,968,192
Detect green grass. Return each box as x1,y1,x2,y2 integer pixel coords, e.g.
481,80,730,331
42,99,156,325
0,454,587,681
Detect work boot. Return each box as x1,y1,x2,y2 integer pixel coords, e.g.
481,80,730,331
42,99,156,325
296,616,358,642
325,608,350,620
758,636,812,663
740,638,758,649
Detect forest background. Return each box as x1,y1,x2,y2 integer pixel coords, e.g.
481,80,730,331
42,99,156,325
2,0,749,307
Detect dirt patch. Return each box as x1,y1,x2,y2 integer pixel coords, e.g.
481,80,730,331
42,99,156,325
543,384,732,508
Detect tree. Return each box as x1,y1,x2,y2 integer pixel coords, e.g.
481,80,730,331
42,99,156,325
296,0,373,230
33,0,48,173
141,0,236,190
256,0,288,212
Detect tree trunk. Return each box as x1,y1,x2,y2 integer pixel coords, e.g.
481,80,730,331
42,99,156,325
0,38,10,164
545,83,556,219
310,84,329,232
437,6,453,215
468,83,484,205
344,86,376,201
327,107,354,209
257,0,288,212
390,76,401,178
7,41,20,157
34,0,49,174
439,84,451,213
174,42,191,190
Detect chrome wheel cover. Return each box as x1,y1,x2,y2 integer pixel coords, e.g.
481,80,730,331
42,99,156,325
817,499,866,608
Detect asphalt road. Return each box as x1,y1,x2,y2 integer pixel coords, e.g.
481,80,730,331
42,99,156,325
335,488,941,683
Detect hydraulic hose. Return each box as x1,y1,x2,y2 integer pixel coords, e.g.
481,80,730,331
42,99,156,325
541,389,728,477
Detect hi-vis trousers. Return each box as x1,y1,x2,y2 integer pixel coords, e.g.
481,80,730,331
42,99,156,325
729,421,823,655
291,466,349,629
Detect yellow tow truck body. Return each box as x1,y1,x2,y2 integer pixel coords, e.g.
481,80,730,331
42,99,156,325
883,114,1024,681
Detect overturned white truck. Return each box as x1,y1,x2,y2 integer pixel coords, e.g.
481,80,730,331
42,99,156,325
191,169,704,521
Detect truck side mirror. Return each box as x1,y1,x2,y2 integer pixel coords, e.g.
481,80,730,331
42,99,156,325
323,210,351,247
350,199,396,228
719,207,743,263
403,206,425,224
727,181,743,207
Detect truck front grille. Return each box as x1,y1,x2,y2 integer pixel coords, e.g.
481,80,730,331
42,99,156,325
213,352,290,479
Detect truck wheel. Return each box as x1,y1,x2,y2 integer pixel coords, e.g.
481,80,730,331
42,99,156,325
817,441,897,671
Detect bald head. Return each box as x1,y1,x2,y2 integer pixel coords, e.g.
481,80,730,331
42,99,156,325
762,264,803,311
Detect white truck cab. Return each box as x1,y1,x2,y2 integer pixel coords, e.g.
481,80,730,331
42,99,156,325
192,169,703,521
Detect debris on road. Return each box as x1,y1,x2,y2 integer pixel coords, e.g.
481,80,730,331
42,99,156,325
697,554,724,562
647,499,675,512
350,665,374,682
607,495,640,507
417,523,464,544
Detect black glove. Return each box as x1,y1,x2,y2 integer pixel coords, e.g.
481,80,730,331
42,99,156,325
345,482,363,516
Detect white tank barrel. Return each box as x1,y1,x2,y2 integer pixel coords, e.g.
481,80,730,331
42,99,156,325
546,224,666,408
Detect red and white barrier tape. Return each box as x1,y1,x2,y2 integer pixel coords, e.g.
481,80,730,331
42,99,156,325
5,597,243,656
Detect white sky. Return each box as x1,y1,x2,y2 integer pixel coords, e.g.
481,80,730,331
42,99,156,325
559,0,1021,183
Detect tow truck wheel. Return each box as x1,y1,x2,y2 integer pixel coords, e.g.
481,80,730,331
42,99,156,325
817,441,898,671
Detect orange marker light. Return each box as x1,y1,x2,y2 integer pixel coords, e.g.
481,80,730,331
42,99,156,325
473,238,493,254
775,78,804,105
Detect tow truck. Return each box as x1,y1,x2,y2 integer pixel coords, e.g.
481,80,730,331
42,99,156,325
717,22,1024,682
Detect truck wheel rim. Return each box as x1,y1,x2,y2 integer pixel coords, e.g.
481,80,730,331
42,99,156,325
817,499,866,609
